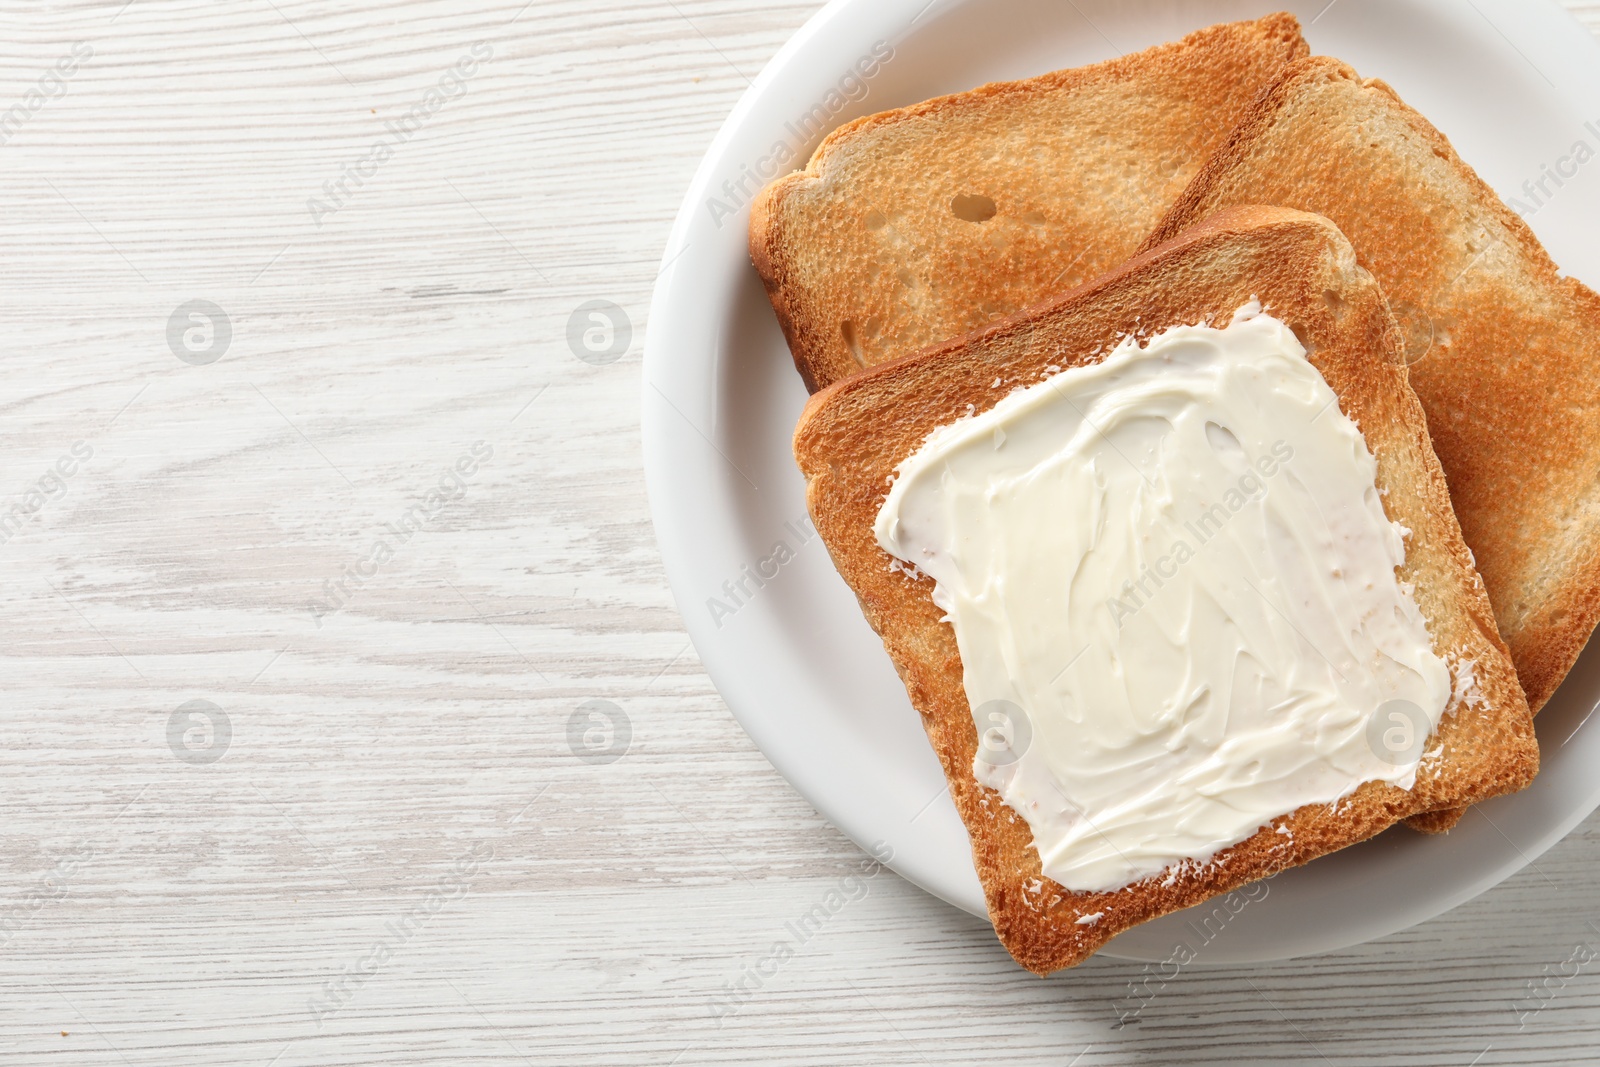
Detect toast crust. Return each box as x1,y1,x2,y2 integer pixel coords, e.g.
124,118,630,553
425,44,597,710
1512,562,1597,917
751,13,1308,392
795,207,1538,972
1142,57,1600,723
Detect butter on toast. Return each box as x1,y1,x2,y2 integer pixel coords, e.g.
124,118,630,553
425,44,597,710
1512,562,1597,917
793,207,1538,973
751,13,1308,393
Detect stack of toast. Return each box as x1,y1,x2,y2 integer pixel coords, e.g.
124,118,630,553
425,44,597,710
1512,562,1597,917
748,13,1594,971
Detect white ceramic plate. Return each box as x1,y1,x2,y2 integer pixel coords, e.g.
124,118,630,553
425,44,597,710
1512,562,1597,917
642,0,1600,963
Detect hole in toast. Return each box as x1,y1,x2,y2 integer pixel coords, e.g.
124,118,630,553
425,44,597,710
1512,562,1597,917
1321,288,1347,321
951,193,998,223
840,320,865,368
864,210,887,231
1021,209,1047,226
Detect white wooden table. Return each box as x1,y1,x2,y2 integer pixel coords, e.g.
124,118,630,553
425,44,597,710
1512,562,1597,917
4,2,1600,1063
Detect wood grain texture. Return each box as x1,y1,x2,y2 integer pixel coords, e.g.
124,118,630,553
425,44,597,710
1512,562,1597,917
1,1,1599,1064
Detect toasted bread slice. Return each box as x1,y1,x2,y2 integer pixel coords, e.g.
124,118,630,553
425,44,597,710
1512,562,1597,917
1143,56,1600,722
751,13,1308,393
794,207,1538,973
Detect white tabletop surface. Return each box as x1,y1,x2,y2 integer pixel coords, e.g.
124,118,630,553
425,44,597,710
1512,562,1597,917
6,2,1600,1064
